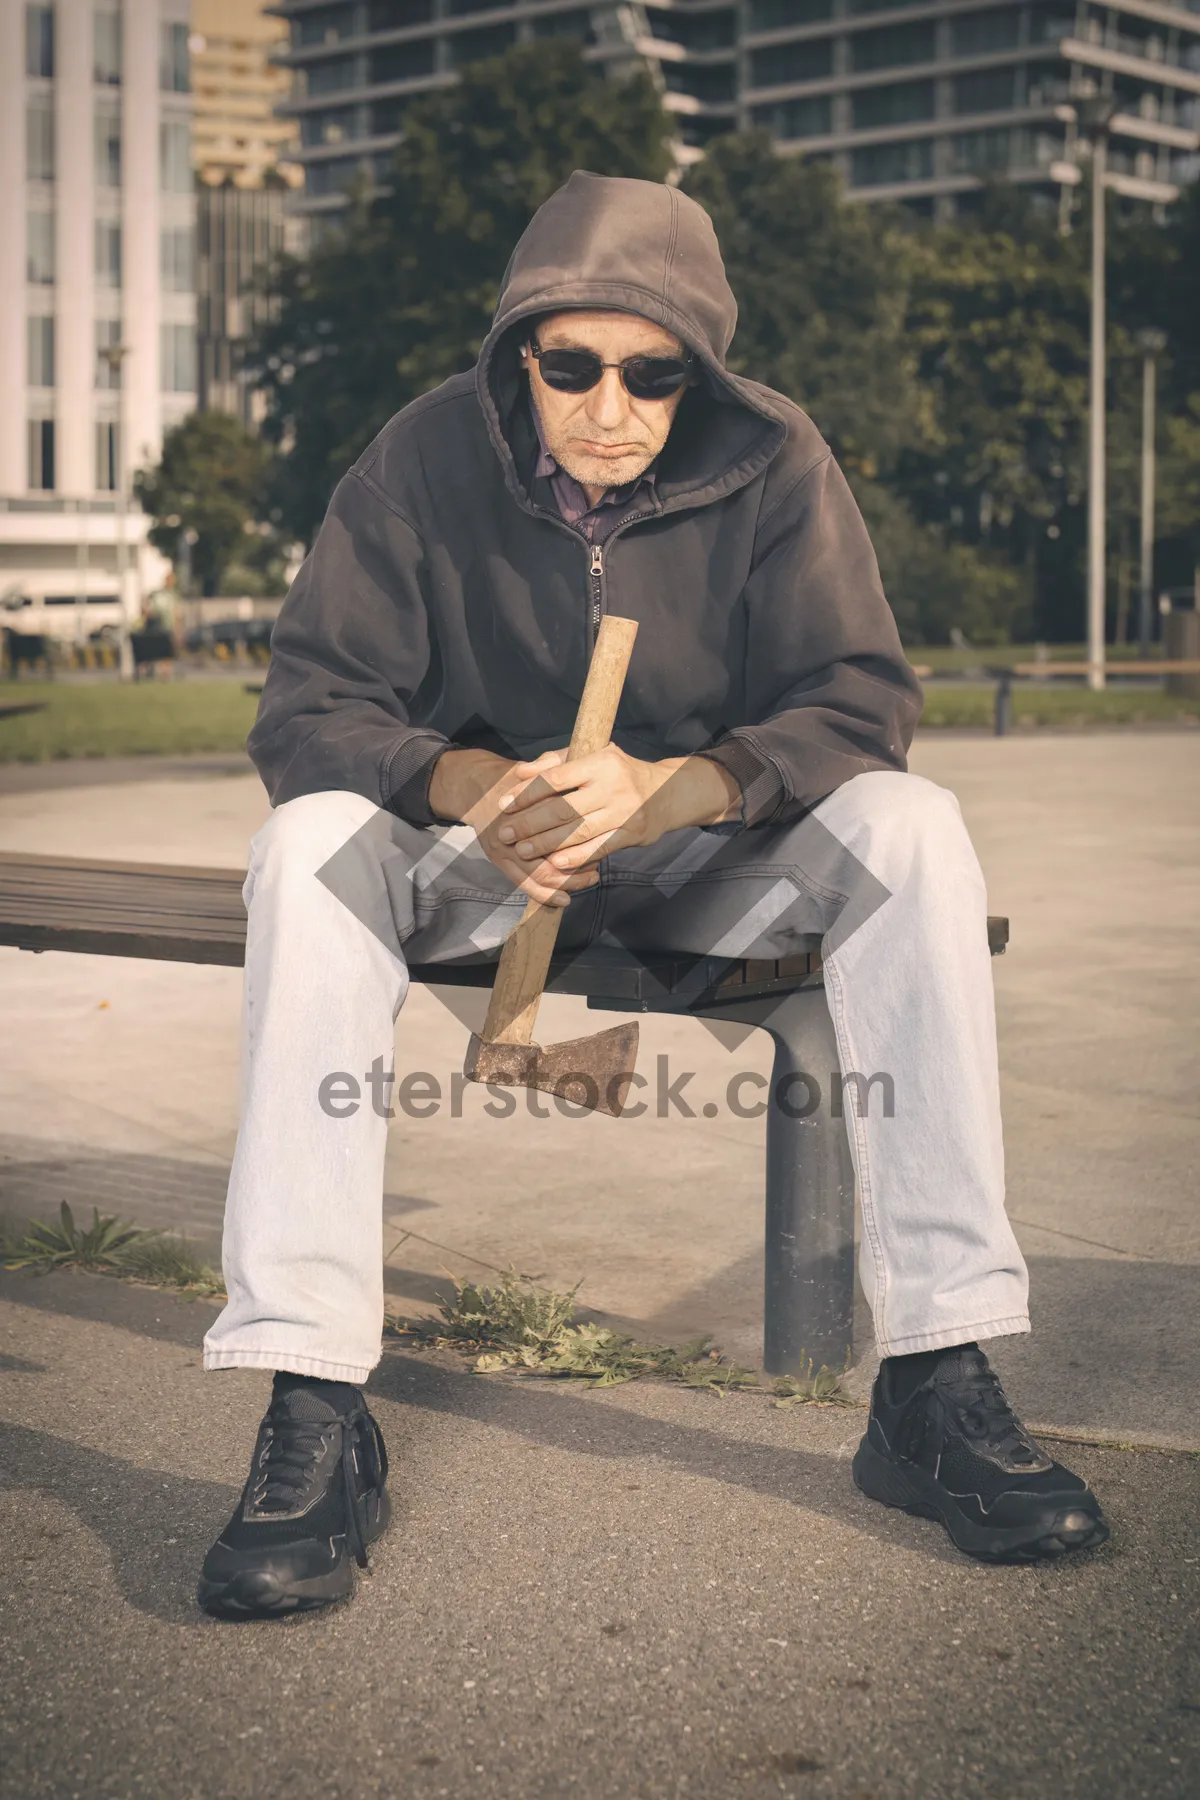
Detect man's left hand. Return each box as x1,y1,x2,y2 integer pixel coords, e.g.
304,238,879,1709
494,745,741,873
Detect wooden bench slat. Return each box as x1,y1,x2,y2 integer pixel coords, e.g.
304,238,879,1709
0,852,1008,1003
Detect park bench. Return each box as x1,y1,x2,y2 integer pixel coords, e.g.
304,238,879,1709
0,847,1007,1376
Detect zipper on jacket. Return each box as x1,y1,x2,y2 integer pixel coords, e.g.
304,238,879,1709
589,542,604,642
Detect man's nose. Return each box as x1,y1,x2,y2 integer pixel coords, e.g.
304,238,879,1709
586,367,629,432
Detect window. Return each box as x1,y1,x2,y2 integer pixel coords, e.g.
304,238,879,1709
161,118,192,192
849,0,923,11
95,218,122,286
27,211,55,283
448,22,516,66
95,420,119,490
161,323,197,393
95,319,123,387
161,21,189,91
368,98,407,135
667,10,736,52
27,418,55,491
749,37,833,87
305,55,359,94
302,107,359,146
853,79,934,128
1029,13,1076,49
665,64,736,106
95,100,121,187
952,8,1020,59
366,0,433,28
752,94,832,139
296,4,354,45
94,8,121,83
448,0,507,12
26,4,54,77
303,156,362,196
851,137,933,185
850,21,935,71
27,316,55,387
532,9,593,42
748,0,831,27
953,67,1017,115
160,226,195,292
369,40,434,83
27,98,55,181
951,128,1034,176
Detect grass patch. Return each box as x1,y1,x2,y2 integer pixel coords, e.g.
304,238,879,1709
911,642,1154,675
918,683,1200,730
1,1203,224,1296
387,1266,852,1404
0,680,258,762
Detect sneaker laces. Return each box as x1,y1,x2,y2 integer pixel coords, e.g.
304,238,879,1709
934,1352,1044,1468
255,1394,389,1569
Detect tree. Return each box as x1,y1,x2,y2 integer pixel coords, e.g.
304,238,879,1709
682,137,1025,642
252,41,673,545
134,411,284,598
681,133,927,479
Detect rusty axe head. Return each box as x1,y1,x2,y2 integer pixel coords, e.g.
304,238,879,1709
464,1021,640,1118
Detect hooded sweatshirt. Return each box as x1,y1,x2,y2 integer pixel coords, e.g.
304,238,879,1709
247,171,923,830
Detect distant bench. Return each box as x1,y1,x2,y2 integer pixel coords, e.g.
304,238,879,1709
0,850,1008,1375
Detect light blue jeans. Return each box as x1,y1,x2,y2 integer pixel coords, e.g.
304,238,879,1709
203,772,1029,1381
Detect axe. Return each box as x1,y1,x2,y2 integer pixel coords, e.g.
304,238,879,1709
463,615,640,1118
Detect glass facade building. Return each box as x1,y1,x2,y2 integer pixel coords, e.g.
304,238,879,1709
269,1,1200,220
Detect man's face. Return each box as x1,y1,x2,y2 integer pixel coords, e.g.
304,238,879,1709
521,309,691,498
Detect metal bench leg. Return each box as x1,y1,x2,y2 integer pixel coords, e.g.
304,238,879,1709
690,984,856,1376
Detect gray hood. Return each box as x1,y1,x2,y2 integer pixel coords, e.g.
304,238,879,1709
475,171,787,507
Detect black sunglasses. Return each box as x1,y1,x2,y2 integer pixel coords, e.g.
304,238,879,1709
528,339,693,401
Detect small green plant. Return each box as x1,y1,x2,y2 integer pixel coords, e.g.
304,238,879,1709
1,1204,226,1295
771,1358,854,1408
387,1267,848,1402
3,1202,154,1272
115,1234,225,1296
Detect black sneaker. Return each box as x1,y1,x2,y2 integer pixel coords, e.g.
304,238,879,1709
852,1344,1109,1564
197,1376,390,1619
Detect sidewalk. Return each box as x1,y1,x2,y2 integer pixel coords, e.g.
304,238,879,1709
1,1267,1196,1800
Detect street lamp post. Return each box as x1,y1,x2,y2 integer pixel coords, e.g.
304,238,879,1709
1136,328,1167,659
97,341,132,680
1077,95,1119,692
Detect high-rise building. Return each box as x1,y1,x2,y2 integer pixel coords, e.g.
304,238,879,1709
269,2,1200,222
0,0,195,638
191,3,302,425
196,173,293,421
191,0,301,188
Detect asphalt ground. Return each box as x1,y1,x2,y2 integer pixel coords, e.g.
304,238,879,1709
2,1270,1197,1800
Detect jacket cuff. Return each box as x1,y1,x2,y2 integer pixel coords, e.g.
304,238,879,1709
692,734,789,828
382,729,455,827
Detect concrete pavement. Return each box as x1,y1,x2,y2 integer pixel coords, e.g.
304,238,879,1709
2,1267,1198,1800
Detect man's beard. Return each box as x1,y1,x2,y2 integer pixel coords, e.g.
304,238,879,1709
554,437,656,491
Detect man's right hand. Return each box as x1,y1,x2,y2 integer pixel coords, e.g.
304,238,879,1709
427,747,602,908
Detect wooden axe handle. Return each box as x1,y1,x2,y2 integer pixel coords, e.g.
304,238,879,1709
481,615,639,1047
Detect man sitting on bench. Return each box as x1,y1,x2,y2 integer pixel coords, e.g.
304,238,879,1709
196,173,1107,1620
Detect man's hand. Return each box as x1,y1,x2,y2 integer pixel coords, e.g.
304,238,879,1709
493,745,741,881
427,743,740,907
426,746,601,907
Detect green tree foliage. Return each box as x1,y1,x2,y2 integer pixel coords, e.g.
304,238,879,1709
680,132,928,477
682,140,1027,640
134,411,285,597
253,41,673,544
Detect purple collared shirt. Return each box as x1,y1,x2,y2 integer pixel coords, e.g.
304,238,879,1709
530,398,658,544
